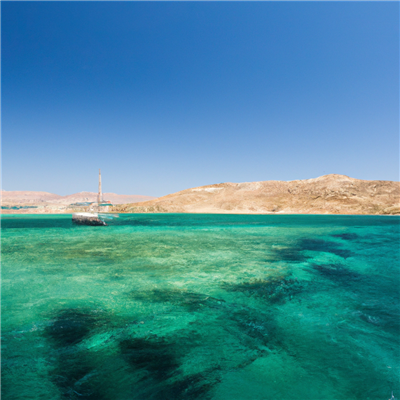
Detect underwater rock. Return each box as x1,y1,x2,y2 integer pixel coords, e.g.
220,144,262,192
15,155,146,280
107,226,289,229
120,336,217,399
300,238,353,258
310,264,361,284
120,337,180,380
268,237,353,263
44,308,111,399
331,233,359,241
129,288,225,311
268,244,309,262
222,274,303,304
357,312,382,326
45,309,104,348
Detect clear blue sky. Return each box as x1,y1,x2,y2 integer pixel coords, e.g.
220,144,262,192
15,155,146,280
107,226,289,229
2,2,399,197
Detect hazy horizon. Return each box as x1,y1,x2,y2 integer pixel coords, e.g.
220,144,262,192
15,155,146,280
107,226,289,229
3,2,399,197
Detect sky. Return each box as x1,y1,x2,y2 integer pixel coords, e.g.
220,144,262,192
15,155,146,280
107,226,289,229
2,1,399,197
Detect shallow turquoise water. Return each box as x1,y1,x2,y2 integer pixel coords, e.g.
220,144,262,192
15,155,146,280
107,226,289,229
1,214,399,400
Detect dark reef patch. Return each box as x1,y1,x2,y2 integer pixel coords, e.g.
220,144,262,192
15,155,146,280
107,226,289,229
222,274,303,304
120,335,217,399
354,301,400,338
224,307,284,355
310,264,362,285
267,245,309,263
300,238,353,258
120,337,180,381
43,308,112,399
161,372,217,400
49,353,106,399
44,308,107,348
331,233,359,241
129,288,225,311
266,237,354,263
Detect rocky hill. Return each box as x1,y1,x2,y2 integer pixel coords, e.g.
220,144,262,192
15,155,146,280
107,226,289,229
112,174,400,215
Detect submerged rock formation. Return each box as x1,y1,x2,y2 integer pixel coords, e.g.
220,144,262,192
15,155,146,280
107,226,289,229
113,174,400,215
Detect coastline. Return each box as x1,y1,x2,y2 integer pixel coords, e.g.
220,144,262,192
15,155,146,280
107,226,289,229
2,211,399,217
3,175,399,216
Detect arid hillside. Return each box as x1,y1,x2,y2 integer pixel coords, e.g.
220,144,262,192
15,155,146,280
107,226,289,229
1,190,63,204
1,191,155,205
1,191,156,213
51,192,155,205
112,174,400,215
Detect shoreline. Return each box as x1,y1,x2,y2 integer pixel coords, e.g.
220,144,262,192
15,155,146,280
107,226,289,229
1,212,399,217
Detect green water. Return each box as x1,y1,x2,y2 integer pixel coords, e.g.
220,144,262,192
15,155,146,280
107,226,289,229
1,214,399,400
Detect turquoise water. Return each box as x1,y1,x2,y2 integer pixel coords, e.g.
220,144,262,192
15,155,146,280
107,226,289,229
1,214,399,400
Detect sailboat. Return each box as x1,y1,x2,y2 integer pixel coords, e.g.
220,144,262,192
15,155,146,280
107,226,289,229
72,169,118,226
72,211,107,226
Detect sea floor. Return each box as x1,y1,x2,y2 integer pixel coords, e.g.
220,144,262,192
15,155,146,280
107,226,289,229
1,214,399,400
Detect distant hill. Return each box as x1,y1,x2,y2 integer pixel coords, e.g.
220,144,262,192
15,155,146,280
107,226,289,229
1,191,155,205
52,192,156,205
112,174,400,215
1,191,62,204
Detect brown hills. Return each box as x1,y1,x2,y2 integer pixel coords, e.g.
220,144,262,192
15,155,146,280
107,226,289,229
1,190,155,205
1,190,62,204
51,192,156,205
112,174,400,215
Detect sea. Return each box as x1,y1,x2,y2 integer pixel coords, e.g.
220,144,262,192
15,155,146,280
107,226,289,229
1,214,399,400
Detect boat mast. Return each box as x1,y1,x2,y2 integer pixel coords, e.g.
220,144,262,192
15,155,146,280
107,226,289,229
98,169,102,204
